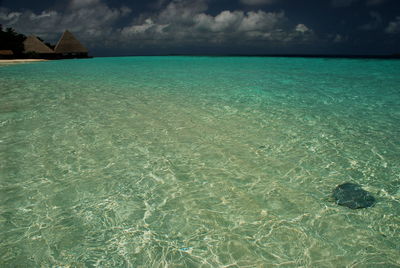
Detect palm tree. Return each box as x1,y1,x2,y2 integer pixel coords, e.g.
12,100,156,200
0,25,27,56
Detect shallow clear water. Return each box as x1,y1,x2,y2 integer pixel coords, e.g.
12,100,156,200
1,57,399,267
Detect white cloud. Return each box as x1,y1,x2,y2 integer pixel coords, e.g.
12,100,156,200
0,0,315,50
295,24,310,33
0,9,22,25
120,7,301,46
240,10,285,31
385,16,400,34
286,24,314,42
190,9,286,34
240,0,278,5
0,1,131,45
332,34,347,43
120,18,169,39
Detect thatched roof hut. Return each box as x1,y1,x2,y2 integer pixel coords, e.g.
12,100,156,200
24,36,54,54
54,30,88,55
0,50,14,59
0,50,14,56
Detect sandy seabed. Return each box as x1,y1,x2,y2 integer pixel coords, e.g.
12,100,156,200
1,56,399,267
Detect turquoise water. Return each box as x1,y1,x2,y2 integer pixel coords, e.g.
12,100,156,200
1,57,399,267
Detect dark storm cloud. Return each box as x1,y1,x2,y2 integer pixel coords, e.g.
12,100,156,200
331,0,388,7
0,0,399,55
0,0,131,44
359,11,382,30
366,0,388,6
0,0,314,50
331,0,358,7
239,0,279,6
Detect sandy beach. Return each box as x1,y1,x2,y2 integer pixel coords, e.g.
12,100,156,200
0,59,48,64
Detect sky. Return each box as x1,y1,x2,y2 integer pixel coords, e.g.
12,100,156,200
0,0,399,56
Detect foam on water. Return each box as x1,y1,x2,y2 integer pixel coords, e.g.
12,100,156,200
1,57,400,267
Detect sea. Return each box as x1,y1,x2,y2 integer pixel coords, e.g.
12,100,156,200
1,56,399,267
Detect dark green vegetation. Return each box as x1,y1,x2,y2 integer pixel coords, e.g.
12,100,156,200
333,183,376,209
0,25,26,56
37,36,55,50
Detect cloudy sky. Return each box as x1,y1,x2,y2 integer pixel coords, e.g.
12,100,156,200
0,0,399,56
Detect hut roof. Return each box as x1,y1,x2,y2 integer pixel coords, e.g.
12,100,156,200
24,36,54,54
54,30,88,54
0,50,14,55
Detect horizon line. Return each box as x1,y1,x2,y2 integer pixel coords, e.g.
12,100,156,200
95,53,400,59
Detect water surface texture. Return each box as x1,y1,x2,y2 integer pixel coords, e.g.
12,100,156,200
1,57,400,267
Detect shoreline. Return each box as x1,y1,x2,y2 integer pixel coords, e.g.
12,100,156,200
0,59,48,64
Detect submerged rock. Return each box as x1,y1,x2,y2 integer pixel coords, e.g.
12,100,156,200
333,182,376,209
